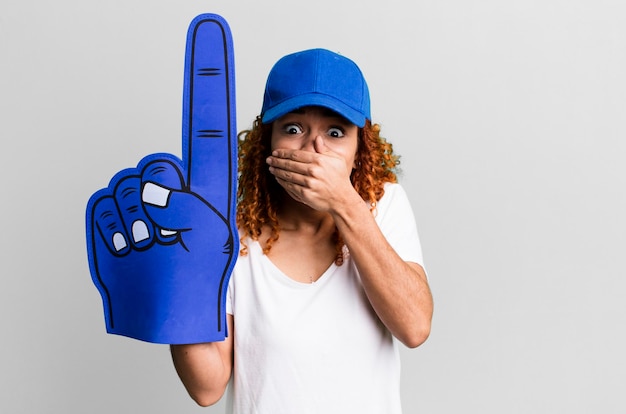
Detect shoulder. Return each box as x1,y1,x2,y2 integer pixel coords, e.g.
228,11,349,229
381,182,406,197
376,182,411,212
374,182,424,265
373,183,416,235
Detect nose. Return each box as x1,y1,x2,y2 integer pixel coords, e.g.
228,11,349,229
301,130,322,151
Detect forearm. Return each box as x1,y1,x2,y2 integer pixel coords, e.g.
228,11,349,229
170,316,234,406
331,192,433,348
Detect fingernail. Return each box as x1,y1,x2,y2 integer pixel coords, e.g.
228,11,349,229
112,232,127,251
142,182,170,207
132,220,150,243
161,229,177,237
266,156,272,164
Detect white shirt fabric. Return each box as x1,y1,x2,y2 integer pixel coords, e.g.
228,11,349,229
226,183,424,414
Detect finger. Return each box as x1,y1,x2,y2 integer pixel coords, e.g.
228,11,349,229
271,148,317,164
89,191,130,256
143,188,228,238
268,164,309,187
141,178,232,256
267,150,321,177
113,175,156,250
140,157,230,247
140,158,186,243
267,158,308,178
182,14,237,222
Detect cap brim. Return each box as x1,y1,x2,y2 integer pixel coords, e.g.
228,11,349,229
262,94,367,128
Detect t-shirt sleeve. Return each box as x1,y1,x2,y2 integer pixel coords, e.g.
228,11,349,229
226,271,234,315
374,183,425,268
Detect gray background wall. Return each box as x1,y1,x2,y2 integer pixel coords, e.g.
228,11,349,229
1,0,624,412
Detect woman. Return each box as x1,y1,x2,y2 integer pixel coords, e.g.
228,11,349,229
171,48,433,413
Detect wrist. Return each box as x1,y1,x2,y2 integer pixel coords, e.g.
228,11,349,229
329,188,371,231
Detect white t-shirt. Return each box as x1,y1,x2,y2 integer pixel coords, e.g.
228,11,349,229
226,183,423,414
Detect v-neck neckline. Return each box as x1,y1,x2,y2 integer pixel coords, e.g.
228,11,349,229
251,240,338,287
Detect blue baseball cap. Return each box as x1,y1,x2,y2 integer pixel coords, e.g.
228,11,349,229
261,48,371,127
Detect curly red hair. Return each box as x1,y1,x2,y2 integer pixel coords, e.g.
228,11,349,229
236,115,400,264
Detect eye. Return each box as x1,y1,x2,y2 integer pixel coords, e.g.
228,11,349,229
283,123,303,134
327,127,345,138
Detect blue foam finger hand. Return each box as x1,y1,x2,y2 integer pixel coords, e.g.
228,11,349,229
86,14,238,344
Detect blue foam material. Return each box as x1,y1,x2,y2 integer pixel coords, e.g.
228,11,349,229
85,14,238,344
